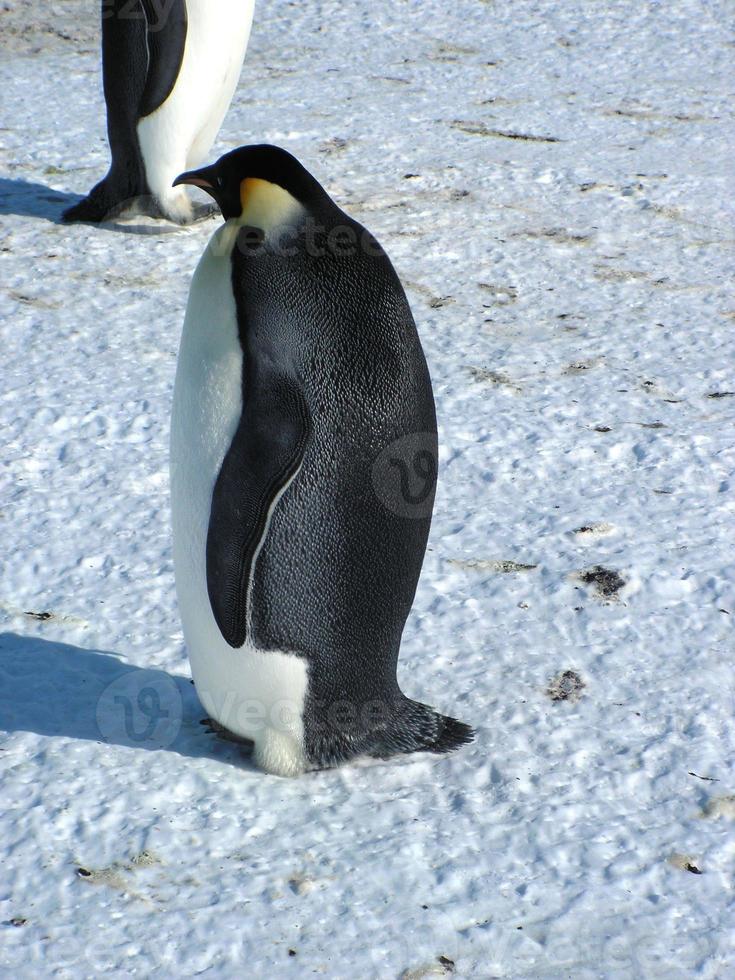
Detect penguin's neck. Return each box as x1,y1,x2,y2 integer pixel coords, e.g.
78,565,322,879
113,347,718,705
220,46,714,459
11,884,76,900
204,182,304,262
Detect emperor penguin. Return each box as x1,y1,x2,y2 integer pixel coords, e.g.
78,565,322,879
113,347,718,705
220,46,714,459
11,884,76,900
170,145,474,776
63,0,254,224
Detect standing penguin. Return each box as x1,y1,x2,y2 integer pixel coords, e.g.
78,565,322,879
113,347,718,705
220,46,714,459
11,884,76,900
170,145,474,776
63,1,254,223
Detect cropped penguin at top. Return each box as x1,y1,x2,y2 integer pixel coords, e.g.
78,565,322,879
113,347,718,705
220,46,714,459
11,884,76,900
169,144,474,776
63,0,254,224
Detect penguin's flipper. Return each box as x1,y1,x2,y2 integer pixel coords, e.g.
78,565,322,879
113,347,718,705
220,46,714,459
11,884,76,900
206,377,311,649
138,0,189,119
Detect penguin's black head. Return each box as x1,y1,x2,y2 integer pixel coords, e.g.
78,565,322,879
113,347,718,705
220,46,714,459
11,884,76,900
173,144,329,221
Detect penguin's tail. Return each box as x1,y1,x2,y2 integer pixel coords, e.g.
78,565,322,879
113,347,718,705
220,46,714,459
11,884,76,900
366,697,475,760
305,696,474,770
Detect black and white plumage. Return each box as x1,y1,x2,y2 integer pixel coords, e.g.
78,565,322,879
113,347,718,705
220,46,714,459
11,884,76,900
64,0,253,224
170,145,474,775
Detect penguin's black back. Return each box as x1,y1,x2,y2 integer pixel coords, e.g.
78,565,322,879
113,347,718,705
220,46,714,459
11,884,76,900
239,209,434,655
227,203,461,758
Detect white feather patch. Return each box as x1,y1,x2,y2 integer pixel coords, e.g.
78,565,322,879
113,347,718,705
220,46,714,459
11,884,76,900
170,219,309,777
137,0,255,221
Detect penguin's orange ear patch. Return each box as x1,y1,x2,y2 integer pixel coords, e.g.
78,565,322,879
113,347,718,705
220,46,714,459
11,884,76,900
238,177,303,230
240,177,271,213
239,177,253,213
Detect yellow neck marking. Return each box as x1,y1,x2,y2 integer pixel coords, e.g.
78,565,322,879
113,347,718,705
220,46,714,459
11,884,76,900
238,177,302,232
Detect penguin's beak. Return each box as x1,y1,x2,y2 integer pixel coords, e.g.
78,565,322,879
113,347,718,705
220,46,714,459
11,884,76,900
174,165,244,220
173,166,218,193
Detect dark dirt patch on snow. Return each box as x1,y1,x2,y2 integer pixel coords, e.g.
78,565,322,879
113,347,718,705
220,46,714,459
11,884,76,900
579,566,626,597
547,670,585,702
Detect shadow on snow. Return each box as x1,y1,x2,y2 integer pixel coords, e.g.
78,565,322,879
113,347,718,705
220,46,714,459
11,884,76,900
0,177,82,223
0,631,256,769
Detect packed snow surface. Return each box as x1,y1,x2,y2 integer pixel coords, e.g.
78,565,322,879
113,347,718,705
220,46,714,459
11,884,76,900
1,1,734,976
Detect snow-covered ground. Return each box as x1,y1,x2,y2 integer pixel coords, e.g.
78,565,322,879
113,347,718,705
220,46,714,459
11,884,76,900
1,1,734,976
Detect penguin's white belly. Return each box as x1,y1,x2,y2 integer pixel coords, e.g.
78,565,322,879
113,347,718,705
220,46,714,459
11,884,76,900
138,0,255,221
170,223,308,776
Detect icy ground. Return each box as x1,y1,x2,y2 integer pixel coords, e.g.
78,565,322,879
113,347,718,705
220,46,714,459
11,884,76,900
1,1,734,976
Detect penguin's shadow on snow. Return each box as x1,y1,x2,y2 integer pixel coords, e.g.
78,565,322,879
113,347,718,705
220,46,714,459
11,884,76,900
0,632,256,769
0,178,171,235
0,177,83,224
0,177,215,234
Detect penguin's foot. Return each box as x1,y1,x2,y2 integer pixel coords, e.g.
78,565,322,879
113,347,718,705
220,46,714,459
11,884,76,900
153,196,217,225
62,182,204,226
253,729,307,777
190,201,220,223
152,188,197,225
117,194,185,223
148,190,218,225
200,717,305,775
199,717,253,746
